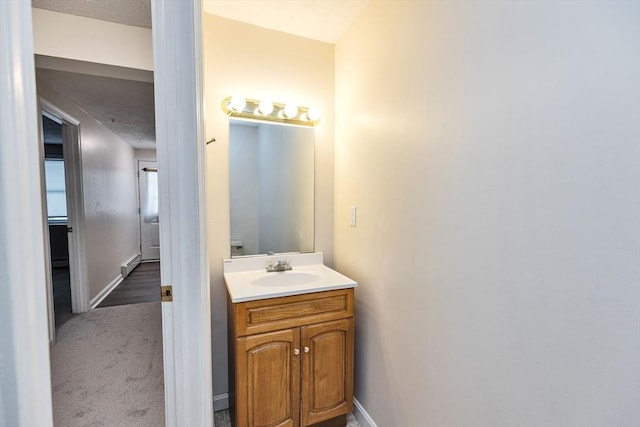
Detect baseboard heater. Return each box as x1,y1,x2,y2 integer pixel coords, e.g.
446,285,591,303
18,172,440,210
121,254,141,278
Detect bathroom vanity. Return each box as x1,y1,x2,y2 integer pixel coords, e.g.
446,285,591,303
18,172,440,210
224,253,357,427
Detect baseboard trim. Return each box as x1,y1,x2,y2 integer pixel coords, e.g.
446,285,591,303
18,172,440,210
90,274,123,309
213,393,229,412
211,393,372,423
353,397,377,427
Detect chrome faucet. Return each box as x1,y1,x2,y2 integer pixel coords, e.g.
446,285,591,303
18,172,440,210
266,259,292,272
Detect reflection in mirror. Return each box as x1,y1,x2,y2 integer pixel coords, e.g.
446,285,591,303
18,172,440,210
229,119,314,257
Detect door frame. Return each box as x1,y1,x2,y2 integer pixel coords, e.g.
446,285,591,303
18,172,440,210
152,1,213,424
0,1,213,426
39,99,90,333
0,1,54,424
36,106,56,343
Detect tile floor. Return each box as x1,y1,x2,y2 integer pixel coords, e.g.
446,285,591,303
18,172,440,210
213,410,361,426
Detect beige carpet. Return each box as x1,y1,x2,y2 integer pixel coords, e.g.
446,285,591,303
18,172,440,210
50,302,164,426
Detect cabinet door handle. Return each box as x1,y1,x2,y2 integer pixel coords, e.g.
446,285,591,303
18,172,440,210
304,346,309,353
293,348,300,356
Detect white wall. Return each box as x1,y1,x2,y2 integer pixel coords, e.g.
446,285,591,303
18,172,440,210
134,149,157,162
37,78,140,302
203,13,335,401
335,1,640,426
32,8,153,71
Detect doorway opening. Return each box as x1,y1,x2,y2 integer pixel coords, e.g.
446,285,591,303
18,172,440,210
42,114,72,328
138,160,160,262
39,102,88,341
38,72,164,424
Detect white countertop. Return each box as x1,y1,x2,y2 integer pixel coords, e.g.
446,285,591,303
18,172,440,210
223,252,357,303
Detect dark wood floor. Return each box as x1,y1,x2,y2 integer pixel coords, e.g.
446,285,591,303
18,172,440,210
52,266,73,328
98,262,161,308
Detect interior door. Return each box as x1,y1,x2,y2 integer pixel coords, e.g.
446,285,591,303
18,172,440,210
37,107,56,343
138,161,160,261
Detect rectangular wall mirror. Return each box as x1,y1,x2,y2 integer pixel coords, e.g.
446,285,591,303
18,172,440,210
229,119,314,257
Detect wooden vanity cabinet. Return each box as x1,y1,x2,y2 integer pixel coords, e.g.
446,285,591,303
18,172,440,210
228,288,355,427
236,328,301,427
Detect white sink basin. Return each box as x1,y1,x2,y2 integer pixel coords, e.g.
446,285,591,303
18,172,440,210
223,252,357,302
251,271,322,287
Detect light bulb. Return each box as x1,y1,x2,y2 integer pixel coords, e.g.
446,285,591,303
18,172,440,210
229,96,246,112
258,100,274,115
283,104,299,119
306,107,321,121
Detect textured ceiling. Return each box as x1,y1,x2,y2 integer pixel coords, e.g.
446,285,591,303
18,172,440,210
32,0,152,28
37,68,156,149
30,0,370,149
202,0,370,43
32,0,369,43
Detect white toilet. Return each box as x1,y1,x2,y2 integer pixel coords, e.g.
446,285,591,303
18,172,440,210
230,240,243,257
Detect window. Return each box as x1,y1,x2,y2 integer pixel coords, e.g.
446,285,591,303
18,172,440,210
45,159,67,223
143,169,159,223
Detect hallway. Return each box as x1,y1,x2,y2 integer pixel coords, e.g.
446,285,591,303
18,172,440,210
99,262,161,308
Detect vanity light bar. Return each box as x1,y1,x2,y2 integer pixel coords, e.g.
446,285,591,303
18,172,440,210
221,96,321,127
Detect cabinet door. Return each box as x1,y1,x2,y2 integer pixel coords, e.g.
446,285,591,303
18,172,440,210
237,328,301,427
300,318,354,426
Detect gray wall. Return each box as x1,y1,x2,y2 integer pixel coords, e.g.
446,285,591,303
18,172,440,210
335,1,640,426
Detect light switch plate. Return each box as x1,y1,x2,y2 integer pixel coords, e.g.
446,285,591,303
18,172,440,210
350,206,357,227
